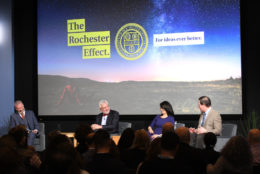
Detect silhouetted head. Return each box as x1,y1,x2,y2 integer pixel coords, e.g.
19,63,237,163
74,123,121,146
248,128,260,145
161,131,179,151
117,128,135,150
204,132,217,148
221,136,252,167
162,122,175,134
175,126,190,144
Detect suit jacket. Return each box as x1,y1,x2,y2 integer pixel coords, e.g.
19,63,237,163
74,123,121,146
9,110,39,131
95,110,119,133
198,108,222,135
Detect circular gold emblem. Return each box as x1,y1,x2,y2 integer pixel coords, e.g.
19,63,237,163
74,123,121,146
115,23,148,60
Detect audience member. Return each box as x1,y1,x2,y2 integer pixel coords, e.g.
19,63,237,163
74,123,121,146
47,134,73,148
8,124,29,148
117,127,135,151
175,126,204,174
248,128,260,166
189,96,222,149
91,100,119,134
42,142,89,174
75,123,93,154
117,127,135,163
145,137,161,161
175,126,191,144
109,138,120,158
207,135,253,174
82,132,96,165
0,146,28,174
162,122,175,134
85,129,128,174
38,129,62,162
148,101,175,139
202,132,220,165
137,131,192,174
46,129,62,147
8,124,42,174
121,129,151,172
0,134,17,149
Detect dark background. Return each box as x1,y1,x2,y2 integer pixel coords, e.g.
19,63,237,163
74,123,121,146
13,0,259,134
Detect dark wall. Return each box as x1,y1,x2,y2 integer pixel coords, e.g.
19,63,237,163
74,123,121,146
241,2,259,114
13,0,37,113
13,0,260,134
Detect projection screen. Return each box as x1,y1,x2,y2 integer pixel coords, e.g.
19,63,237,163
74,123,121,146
37,0,242,115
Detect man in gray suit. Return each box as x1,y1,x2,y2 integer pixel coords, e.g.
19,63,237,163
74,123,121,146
9,100,39,146
189,96,222,148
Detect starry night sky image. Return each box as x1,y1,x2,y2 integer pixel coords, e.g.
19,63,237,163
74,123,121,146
37,0,242,115
38,0,241,82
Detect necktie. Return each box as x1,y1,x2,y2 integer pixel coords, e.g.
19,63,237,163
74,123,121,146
201,113,206,126
21,113,25,120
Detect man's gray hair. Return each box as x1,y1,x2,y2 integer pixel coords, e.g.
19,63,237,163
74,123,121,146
14,100,23,106
99,100,109,108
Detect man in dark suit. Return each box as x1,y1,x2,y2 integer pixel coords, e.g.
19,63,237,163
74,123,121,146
9,100,39,146
91,100,119,134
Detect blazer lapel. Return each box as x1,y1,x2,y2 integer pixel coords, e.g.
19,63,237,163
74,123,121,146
16,112,23,120
97,114,102,124
106,112,112,125
198,113,203,127
24,111,31,129
204,109,213,127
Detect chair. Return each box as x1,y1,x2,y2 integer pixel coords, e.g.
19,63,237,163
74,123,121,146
175,122,185,129
33,122,46,152
61,132,78,147
215,123,237,152
220,123,238,137
118,122,132,134
111,122,132,145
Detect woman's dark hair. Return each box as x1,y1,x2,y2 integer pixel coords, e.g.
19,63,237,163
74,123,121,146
117,128,135,150
160,101,174,116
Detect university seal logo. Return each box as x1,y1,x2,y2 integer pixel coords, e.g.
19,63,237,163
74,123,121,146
115,23,148,60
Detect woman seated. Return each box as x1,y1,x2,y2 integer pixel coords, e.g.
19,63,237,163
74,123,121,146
148,101,175,140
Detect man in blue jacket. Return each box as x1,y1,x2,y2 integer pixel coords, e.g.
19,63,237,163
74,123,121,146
9,100,39,146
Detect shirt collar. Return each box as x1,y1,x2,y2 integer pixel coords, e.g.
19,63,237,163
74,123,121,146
205,107,211,116
19,110,25,116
